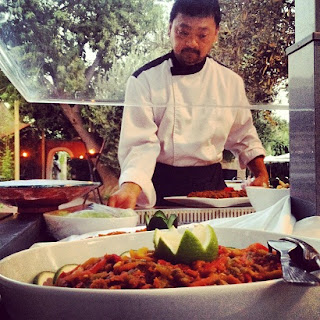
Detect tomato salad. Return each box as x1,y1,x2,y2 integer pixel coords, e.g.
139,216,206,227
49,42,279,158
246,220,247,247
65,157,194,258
49,243,282,289
187,187,247,199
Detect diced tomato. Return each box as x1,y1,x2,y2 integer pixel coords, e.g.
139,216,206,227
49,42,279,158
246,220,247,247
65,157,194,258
248,243,269,252
225,274,242,284
184,268,198,278
106,254,122,263
210,256,228,272
224,187,235,192
243,273,253,283
218,245,228,254
88,257,107,273
157,259,173,266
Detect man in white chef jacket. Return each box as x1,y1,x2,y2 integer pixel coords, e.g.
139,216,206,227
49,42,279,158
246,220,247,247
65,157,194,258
108,0,269,209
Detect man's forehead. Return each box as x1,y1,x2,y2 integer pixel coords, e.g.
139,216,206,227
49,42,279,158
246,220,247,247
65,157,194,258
173,13,216,29
176,22,210,31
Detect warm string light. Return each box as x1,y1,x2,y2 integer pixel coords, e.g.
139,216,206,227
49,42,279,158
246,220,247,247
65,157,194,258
21,151,29,158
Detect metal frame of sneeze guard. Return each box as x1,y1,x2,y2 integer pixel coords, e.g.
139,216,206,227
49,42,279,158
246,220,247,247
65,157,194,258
123,102,290,111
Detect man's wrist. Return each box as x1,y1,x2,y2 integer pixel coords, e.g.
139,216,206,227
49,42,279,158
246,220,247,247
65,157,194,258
121,182,142,196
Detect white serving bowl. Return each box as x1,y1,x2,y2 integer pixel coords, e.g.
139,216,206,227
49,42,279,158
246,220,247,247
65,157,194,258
0,228,319,320
246,186,290,212
293,216,320,238
44,206,139,240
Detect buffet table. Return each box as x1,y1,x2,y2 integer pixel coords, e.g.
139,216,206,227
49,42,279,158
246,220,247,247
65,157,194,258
0,212,54,260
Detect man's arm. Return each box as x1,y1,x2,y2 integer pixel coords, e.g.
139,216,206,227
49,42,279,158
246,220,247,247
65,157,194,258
113,76,160,208
247,155,269,187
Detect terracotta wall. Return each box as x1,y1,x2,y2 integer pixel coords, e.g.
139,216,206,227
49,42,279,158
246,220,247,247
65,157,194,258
20,138,87,179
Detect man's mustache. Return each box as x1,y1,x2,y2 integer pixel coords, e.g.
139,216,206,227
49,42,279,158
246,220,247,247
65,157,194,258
181,48,200,56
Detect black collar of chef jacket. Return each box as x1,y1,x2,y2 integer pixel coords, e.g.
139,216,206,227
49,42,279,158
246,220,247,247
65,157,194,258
170,51,207,76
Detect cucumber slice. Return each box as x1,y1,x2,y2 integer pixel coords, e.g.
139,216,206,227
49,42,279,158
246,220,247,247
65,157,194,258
167,214,178,228
146,211,179,231
120,250,131,258
153,210,167,219
53,264,78,284
145,213,150,226
146,216,168,231
32,271,55,285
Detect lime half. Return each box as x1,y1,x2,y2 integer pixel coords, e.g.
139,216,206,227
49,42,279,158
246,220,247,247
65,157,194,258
153,224,218,264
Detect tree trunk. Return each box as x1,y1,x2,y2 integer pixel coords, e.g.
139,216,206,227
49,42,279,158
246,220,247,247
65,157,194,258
60,104,119,196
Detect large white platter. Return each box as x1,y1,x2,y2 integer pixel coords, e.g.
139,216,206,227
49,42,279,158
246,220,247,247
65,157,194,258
0,179,100,213
0,227,319,320
164,196,251,208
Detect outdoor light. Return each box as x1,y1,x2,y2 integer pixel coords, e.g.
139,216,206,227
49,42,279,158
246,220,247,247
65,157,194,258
87,148,99,159
21,151,29,158
79,155,84,159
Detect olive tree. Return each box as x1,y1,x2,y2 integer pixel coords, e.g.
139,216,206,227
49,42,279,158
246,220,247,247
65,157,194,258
0,0,169,193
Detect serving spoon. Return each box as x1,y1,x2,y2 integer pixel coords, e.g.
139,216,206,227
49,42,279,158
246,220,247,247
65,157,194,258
267,240,320,286
280,236,320,272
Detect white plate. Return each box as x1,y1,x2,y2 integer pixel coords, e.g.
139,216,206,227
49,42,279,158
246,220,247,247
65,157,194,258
164,196,251,208
0,228,319,320
57,225,147,242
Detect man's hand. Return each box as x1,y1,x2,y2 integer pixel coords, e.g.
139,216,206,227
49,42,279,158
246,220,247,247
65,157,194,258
107,182,142,209
247,156,269,187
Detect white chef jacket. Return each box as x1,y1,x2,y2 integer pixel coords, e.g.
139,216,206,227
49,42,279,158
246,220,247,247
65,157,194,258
118,52,266,208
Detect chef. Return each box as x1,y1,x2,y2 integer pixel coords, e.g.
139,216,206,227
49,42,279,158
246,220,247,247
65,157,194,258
108,0,269,209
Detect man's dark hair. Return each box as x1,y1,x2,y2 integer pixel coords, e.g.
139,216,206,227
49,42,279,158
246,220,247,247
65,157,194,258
169,0,221,26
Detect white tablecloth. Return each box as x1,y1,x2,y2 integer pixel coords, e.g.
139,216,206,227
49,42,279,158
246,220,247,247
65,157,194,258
205,195,320,239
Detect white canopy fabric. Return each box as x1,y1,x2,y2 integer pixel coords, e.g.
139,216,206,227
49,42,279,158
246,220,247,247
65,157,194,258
264,153,290,163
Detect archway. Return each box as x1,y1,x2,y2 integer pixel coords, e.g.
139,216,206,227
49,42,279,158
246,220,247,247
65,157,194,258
46,147,74,179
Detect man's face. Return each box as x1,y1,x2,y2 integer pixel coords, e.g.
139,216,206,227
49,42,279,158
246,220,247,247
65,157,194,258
169,13,219,66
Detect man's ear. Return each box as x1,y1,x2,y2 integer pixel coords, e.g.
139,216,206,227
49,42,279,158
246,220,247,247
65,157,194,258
214,27,219,43
168,22,172,37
